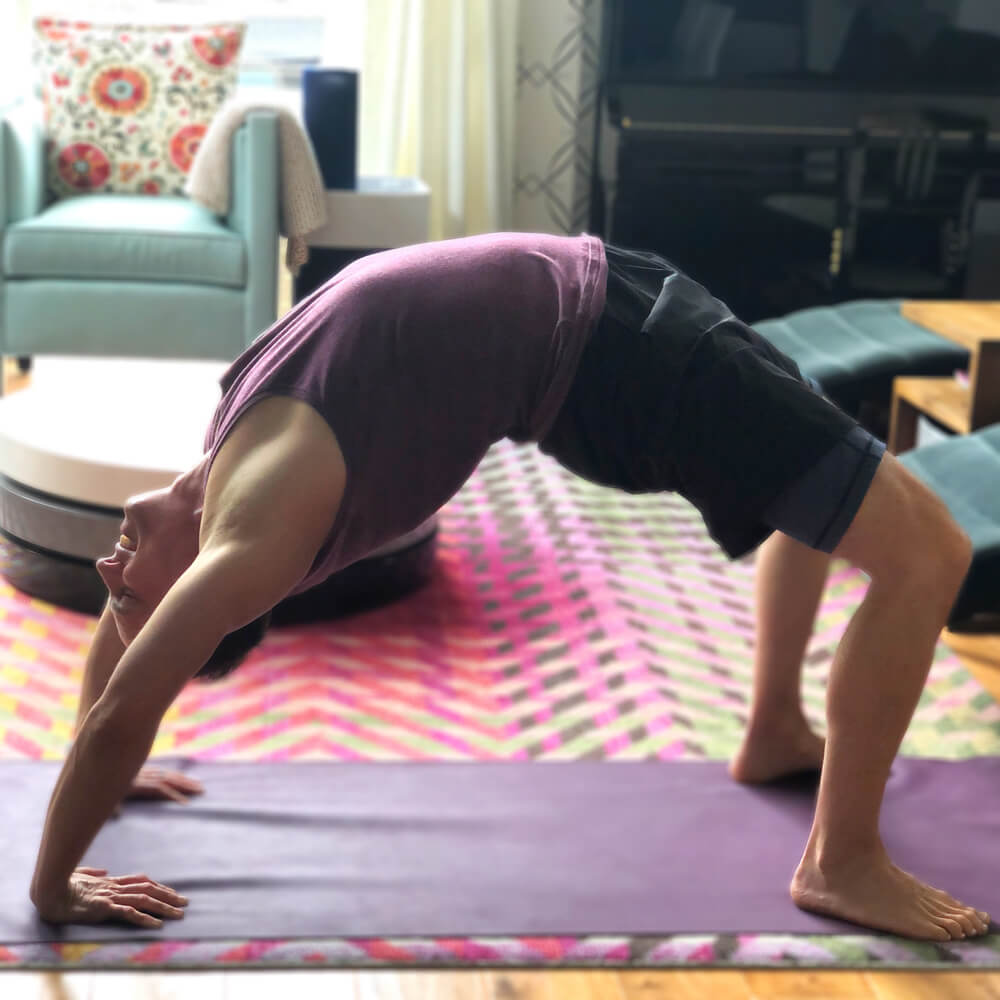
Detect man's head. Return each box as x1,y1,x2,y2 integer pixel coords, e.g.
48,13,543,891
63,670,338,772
96,479,203,645
96,468,271,678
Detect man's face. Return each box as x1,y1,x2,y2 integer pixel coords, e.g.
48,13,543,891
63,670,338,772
96,485,200,645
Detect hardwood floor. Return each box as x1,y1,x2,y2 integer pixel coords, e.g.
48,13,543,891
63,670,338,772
3,968,1000,999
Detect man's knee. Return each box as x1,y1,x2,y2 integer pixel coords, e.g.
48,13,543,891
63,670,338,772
834,454,971,591
917,509,973,593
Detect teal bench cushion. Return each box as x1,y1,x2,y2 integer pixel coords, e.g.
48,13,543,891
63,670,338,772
755,300,969,393
3,194,246,289
900,424,1000,626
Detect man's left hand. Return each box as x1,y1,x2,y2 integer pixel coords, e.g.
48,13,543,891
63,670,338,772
124,766,204,805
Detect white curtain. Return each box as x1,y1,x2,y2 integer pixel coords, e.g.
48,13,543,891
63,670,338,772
361,0,519,239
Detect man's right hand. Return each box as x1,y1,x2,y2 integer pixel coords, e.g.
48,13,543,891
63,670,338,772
34,867,188,929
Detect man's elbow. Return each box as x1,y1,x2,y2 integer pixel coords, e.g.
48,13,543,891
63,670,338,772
205,544,305,633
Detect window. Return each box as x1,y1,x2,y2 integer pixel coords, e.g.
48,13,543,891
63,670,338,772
2,0,363,106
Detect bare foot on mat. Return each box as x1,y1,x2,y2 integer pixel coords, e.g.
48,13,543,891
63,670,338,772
791,847,991,940
728,716,825,784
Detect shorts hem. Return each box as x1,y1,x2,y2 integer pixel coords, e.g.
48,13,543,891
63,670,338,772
814,436,887,553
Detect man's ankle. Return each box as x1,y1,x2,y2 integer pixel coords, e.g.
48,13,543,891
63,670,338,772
745,702,811,735
801,832,886,874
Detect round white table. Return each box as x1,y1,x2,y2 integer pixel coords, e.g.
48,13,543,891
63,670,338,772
0,357,437,618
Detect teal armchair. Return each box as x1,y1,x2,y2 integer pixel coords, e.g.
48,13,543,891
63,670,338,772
0,103,279,364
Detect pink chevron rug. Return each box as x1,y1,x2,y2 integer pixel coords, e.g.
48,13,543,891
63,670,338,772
1,440,999,969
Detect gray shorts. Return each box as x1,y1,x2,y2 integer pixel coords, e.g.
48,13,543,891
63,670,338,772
539,244,886,558
763,404,886,553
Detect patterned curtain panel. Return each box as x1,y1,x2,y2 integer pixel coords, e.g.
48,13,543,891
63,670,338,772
514,0,601,236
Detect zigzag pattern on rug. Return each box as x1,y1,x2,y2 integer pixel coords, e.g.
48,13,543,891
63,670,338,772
1,440,997,763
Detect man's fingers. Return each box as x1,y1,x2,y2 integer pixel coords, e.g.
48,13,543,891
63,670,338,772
127,772,202,802
140,766,202,791
112,877,188,906
110,903,162,929
75,867,108,876
165,773,204,794
156,781,190,805
138,882,188,907
113,893,185,920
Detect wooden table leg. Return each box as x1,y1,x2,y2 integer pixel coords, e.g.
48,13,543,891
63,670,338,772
888,381,920,454
970,341,1000,430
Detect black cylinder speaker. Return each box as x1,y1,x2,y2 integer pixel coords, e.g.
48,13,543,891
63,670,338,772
302,67,358,190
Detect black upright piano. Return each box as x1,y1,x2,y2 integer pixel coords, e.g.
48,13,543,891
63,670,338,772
597,0,1000,321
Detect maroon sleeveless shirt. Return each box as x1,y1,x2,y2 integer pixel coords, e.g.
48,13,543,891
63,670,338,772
204,232,607,594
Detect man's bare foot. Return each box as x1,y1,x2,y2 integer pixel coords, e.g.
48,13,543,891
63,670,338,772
729,716,825,783
791,847,991,940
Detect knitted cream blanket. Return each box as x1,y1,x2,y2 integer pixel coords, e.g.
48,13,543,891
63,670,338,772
186,98,327,275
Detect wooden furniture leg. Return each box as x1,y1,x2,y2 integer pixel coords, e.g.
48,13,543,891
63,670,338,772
888,381,921,454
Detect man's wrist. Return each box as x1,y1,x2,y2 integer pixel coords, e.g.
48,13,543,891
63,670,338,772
29,876,64,911
31,887,71,924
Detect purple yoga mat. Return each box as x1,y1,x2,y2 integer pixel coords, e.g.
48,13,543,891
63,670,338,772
3,758,998,943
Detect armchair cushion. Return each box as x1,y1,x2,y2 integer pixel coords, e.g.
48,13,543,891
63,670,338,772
4,193,245,288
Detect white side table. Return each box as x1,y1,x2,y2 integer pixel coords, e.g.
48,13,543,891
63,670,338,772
293,176,431,301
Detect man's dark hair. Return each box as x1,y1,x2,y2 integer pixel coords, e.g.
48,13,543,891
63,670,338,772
195,612,272,682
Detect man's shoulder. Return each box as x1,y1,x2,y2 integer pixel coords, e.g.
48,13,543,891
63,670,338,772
202,395,346,550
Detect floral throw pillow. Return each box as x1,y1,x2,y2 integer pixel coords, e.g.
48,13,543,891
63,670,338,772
33,18,245,200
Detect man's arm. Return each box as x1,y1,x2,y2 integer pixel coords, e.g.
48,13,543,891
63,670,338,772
31,400,346,917
31,537,310,912
30,549,239,909
73,603,125,736
75,599,204,808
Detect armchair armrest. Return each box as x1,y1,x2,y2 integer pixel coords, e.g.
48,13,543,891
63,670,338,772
1,100,46,225
227,110,279,346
